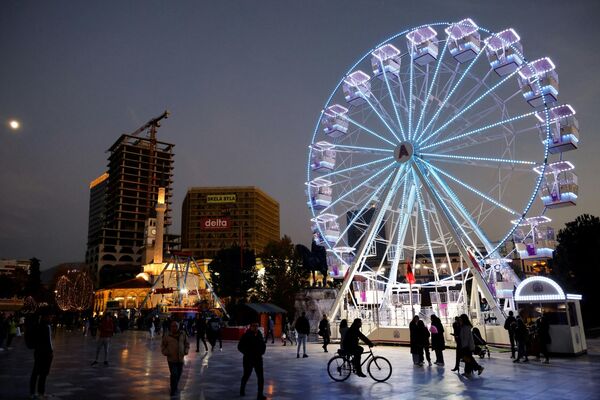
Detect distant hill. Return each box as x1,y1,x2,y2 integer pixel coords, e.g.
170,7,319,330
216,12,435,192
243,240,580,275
40,262,86,285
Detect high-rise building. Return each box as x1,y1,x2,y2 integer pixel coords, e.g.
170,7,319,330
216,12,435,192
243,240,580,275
86,132,175,284
182,186,280,259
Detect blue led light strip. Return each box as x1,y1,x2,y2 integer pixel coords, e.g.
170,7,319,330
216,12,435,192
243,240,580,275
319,161,396,214
330,144,394,153
362,95,402,144
317,156,394,181
407,51,415,140
420,152,537,165
422,159,520,216
414,41,449,138
343,115,396,146
412,170,440,281
419,67,522,146
420,110,537,150
414,43,488,143
380,59,407,141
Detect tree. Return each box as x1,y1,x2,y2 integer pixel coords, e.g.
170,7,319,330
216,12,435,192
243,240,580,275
259,236,310,315
208,246,257,301
552,214,600,330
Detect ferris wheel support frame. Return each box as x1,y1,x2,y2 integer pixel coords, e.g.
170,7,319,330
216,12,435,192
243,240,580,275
328,166,407,321
413,160,506,325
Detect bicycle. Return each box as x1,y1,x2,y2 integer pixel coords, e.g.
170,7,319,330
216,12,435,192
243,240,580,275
327,347,392,382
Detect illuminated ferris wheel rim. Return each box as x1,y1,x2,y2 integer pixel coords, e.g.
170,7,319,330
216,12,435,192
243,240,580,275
305,19,565,281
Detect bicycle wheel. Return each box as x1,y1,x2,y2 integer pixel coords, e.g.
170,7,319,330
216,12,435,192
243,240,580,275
327,356,352,382
367,356,392,382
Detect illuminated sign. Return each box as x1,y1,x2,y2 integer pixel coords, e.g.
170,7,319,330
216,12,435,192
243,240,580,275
200,217,231,231
206,194,237,203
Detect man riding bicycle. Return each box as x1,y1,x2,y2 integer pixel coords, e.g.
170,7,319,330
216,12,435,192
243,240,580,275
342,318,374,377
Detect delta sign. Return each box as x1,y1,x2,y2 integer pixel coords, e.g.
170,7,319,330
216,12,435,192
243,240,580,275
200,217,231,231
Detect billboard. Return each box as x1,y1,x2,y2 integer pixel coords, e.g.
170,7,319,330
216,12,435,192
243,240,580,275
206,194,236,203
201,217,231,230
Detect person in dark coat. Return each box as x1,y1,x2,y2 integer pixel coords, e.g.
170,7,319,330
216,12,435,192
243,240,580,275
504,310,517,358
409,316,423,366
318,314,331,353
264,315,275,344
30,308,54,398
195,313,208,352
418,320,432,366
459,314,484,376
536,315,551,364
238,322,267,400
450,316,461,372
342,318,373,377
430,314,445,365
207,315,223,351
513,316,529,363
294,312,310,358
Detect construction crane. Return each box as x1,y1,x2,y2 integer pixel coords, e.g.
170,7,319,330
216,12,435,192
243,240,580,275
127,110,171,222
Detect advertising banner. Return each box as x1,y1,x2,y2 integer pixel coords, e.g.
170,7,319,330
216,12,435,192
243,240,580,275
200,217,231,230
206,194,236,203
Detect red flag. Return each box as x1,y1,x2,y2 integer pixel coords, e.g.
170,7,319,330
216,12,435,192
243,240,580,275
405,260,416,284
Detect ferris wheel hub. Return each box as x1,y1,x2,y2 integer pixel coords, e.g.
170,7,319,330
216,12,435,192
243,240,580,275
394,142,414,164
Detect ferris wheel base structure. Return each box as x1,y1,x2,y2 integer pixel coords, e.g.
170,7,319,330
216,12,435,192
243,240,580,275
306,19,582,335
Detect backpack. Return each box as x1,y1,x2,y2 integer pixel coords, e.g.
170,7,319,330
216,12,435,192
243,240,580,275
24,314,39,350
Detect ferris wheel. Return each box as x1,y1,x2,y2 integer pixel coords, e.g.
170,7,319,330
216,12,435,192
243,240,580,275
306,19,580,323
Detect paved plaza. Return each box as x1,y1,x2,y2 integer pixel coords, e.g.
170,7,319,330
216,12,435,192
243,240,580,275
0,329,599,399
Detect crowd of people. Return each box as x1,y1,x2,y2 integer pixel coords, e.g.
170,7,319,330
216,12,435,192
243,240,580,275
8,307,557,399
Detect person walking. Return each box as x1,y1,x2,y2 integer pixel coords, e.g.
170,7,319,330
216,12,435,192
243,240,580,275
238,322,267,400
338,319,349,351
195,314,208,352
5,315,17,349
92,313,114,366
318,314,331,353
536,315,551,364
458,314,484,377
513,316,530,363
342,318,374,377
409,315,423,366
207,315,223,351
430,314,445,366
29,308,54,399
161,320,190,396
294,312,310,358
281,317,294,346
504,310,517,358
149,317,156,340
264,315,275,344
451,316,461,372
418,320,432,366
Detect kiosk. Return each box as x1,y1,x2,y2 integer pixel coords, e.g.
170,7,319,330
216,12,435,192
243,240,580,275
514,276,586,355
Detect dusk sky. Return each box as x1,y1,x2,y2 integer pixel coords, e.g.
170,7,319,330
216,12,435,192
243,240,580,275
1,0,599,270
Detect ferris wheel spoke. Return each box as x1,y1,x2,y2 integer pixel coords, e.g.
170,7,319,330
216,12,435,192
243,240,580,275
414,43,488,143
418,66,522,147
317,156,394,180
414,41,448,138
330,143,394,155
335,168,398,247
407,53,415,140
412,170,441,281
420,153,539,169
319,161,396,214
414,161,486,258
343,114,397,146
362,95,402,143
420,159,520,216
379,59,407,141
420,110,537,151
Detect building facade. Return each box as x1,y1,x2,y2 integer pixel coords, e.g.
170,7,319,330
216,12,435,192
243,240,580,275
85,134,175,283
182,187,280,259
